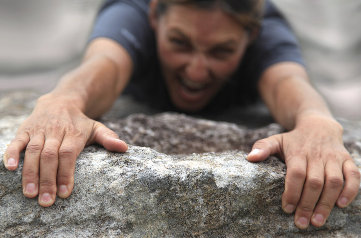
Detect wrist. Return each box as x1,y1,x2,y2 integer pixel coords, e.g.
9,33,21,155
295,112,343,136
37,92,87,113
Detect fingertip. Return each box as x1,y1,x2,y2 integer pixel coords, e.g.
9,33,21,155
283,203,296,214
38,193,56,207
57,185,72,198
295,216,309,230
337,196,349,208
111,138,128,152
23,183,38,198
119,140,128,152
104,138,128,152
5,133,30,170
247,148,267,162
339,160,360,208
5,157,18,170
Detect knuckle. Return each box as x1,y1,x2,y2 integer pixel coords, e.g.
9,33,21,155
22,169,38,181
5,146,16,155
57,173,73,185
282,192,299,204
327,176,343,189
41,149,58,160
253,139,269,148
39,178,56,190
26,143,43,154
309,147,322,159
47,119,62,131
288,167,306,180
67,127,84,137
350,169,361,180
340,151,352,160
317,200,333,211
59,146,76,158
104,131,118,138
12,136,28,145
298,203,314,213
307,177,324,190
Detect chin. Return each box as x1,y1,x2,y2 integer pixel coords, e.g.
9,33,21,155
175,104,204,113
171,96,209,113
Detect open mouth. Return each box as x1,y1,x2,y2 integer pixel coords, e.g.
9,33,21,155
178,76,209,93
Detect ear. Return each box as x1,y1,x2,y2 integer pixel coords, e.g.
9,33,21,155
149,0,159,30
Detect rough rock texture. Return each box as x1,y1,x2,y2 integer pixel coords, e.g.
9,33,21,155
0,91,360,237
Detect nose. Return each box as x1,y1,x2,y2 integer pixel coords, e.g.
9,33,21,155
185,53,209,82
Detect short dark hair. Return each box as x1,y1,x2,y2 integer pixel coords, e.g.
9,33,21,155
156,0,265,32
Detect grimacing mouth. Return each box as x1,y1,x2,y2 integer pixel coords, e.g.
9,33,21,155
177,76,210,92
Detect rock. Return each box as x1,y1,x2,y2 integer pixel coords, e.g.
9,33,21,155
0,91,360,237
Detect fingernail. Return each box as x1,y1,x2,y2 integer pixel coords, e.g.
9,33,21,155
284,204,295,213
40,193,52,203
7,158,16,167
25,183,36,195
58,185,68,196
338,197,348,207
312,213,324,226
248,149,261,157
296,217,309,229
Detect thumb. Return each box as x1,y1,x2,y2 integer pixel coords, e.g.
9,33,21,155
90,122,128,152
247,134,282,162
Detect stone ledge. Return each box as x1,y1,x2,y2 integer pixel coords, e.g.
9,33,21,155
0,111,360,237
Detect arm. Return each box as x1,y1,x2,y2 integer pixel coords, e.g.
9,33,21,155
248,62,360,229
4,38,132,207
4,0,152,207
51,38,133,118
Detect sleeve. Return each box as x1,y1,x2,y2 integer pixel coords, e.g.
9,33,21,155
251,1,305,75
88,0,154,72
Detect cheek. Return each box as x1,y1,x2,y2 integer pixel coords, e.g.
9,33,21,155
210,56,242,80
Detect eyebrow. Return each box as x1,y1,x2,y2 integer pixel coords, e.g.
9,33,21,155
168,28,238,48
168,29,190,41
213,40,237,49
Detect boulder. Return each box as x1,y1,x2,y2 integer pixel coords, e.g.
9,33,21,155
0,91,360,237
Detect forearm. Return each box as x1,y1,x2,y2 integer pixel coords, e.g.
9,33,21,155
259,62,337,130
44,38,133,118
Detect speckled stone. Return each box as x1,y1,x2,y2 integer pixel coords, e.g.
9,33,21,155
0,91,360,237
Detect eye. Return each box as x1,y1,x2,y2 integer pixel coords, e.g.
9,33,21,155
169,37,190,49
210,47,235,59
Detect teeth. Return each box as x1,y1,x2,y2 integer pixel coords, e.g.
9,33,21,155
180,78,207,91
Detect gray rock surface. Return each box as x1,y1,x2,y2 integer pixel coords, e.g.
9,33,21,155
0,91,360,237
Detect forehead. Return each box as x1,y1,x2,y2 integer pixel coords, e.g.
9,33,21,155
160,4,246,44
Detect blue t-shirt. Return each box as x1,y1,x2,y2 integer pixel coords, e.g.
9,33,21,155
89,0,304,113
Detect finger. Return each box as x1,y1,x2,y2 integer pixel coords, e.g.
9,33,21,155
22,134,45,198
311,161,343,227
57,136,85,198
282,156,306,214
247,134,282,162
38,138,61,207
4,133,30,170
294,158,325,229
90,122,128,152
337,159,361,208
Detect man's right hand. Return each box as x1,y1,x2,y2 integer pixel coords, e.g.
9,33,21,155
3,93,128,207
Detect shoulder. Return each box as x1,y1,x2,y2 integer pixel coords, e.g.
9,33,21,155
90,0,155,72
263,0,283,18
100,0,150,12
